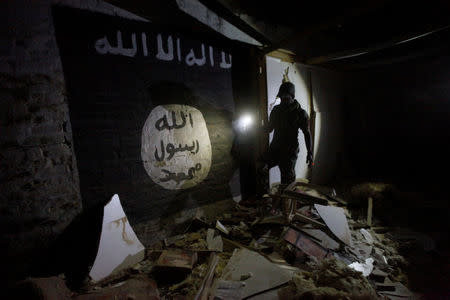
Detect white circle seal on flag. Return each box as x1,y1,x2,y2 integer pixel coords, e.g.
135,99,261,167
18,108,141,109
141,104,211,189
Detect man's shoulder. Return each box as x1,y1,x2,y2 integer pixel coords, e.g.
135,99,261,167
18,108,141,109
299,107,308,119
272,103,281,109
270,104,281,114
292,101,308,118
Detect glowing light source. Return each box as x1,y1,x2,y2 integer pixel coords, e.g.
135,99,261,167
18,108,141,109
238,114,253,131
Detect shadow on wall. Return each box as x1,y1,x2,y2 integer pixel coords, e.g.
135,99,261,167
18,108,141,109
29,202,104,289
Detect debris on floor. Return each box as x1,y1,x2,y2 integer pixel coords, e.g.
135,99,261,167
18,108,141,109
73,276,160,300
156,249,198,269
217,248,297,299
18,183,425,299
279,258,378,299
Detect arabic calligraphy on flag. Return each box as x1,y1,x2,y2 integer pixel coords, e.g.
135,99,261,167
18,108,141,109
94,31,232,69
141,104,212,189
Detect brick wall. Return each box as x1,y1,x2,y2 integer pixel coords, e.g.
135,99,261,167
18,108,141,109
0,0,146,281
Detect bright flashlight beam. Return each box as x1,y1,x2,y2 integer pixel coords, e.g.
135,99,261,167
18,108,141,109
240,115,252,128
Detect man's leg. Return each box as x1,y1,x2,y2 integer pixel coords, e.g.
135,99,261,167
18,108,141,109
279,154,297,221
256,148,278,199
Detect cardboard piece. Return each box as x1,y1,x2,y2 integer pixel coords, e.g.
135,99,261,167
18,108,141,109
284,228,331,260
377,282,415,300
314,204,353,246
212,280,245,300
219,248,297,299
299,227,340,250
156,250,198,269
89,194,145,282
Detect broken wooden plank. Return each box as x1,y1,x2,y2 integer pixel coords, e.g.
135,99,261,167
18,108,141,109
298,227,340,250
367,196,373,227
282,190,329,205
195,252,219,300
326,194,348,206
284,228,332,260
216,220,230,235
281,182,329,205
156,249,198,269
259,214,286,225
375,283,396,292
293,212,327,228
377,282,415,299
369,268,388,283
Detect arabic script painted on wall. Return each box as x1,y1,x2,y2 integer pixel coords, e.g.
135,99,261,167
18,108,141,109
95,31,232,69
141,105,212,189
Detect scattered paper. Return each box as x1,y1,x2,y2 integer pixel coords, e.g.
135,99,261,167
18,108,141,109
360,228,374,244
207,229,223,252
348,257,374,277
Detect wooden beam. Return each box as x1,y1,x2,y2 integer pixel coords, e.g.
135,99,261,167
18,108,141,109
305,24,450,65
104,0,179,22
307,69,315,182
103,0,243,43
257,51,269,161
367,197,373,227
197,0,272,46
266,49,304,64
262,1,390,55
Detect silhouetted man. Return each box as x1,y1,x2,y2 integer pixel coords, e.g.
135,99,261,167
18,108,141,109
260,81,313,219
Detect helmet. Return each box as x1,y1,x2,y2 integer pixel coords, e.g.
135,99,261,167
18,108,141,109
276,81,295,98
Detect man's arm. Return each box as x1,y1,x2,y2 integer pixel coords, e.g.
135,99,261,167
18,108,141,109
263,107,276,133
299,110,313,166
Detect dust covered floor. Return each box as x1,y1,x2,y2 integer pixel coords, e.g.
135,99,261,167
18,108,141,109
12,182,450,299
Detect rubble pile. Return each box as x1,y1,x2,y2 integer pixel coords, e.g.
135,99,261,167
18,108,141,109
19,182,425,299
283,258,377,299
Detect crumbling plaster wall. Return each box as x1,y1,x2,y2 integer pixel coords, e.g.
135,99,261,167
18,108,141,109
0,0,146,280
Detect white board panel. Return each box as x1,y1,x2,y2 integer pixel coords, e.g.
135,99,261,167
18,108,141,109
89,194,145,282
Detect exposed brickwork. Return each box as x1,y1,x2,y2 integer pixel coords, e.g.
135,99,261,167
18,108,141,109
0,0,146,281
0,73,82,279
